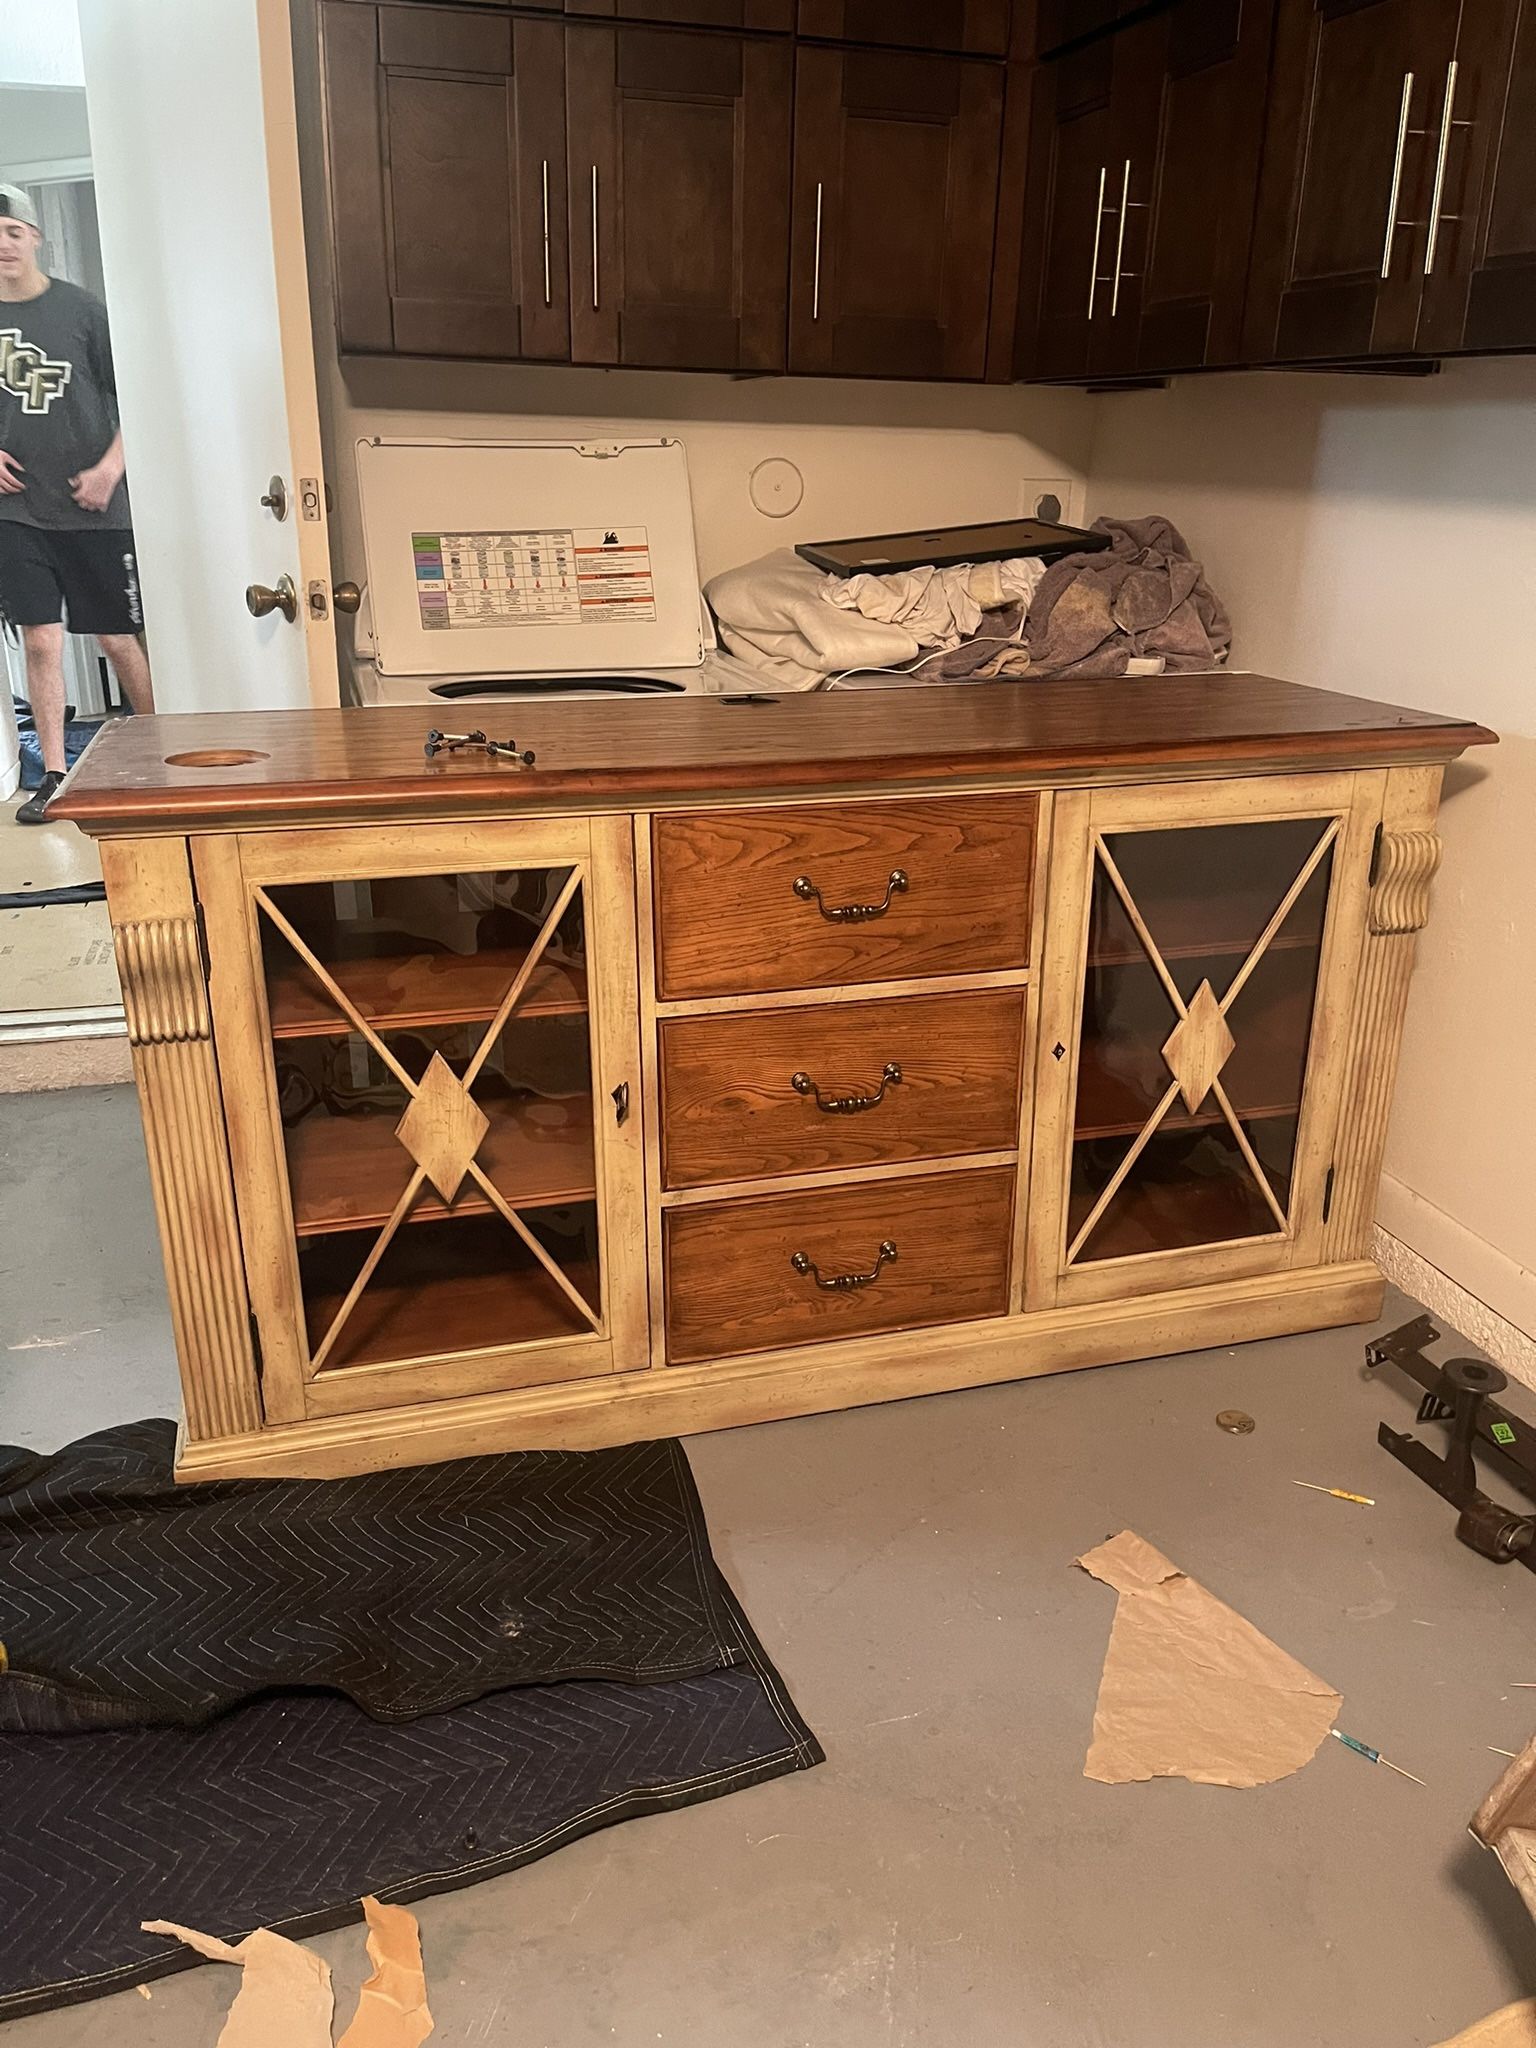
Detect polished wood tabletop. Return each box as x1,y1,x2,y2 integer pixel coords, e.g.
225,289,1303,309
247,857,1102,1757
53,673,1495,833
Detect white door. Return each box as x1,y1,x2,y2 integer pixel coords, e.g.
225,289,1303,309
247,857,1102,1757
75,0,339,712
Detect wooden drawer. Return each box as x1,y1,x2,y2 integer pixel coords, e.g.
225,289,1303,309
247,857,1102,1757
664,1167,1014,1363
659,990,1025,1189
651,795,1037,999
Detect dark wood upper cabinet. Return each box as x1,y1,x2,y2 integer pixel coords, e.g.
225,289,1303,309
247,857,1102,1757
566,25,792,370
1417,0,1536,352
1013,35,1120,379
566,0,793,26
789,46,1005,378
1016,0,1273,382
797,1,1011,57
1244,0,1457,363
1117,0,1276,374
319,2,569,360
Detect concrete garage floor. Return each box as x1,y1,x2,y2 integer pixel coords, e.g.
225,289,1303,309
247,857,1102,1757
3,1086,1535,2048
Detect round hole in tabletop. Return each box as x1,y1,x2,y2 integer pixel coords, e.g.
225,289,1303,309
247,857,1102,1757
162,748,271,768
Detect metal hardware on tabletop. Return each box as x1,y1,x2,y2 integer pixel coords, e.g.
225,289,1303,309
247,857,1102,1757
612,1081,630,1126
246,575,298,623
792,867,908,922
790,1239,898,1292
332,580,362,615
260,475,288,521
791,1061,902,1115
423,729,537,766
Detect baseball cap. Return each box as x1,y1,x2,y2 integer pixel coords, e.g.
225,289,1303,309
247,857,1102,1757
0,186,40,232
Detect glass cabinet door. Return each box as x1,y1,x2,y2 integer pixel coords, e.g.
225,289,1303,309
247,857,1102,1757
1031,781,1369,1308
201,822,643,1419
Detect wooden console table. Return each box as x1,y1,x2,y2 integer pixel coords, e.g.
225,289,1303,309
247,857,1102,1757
55,676,1494,1481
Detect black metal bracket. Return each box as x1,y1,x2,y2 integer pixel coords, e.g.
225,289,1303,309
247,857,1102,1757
1365,1316,1536,1566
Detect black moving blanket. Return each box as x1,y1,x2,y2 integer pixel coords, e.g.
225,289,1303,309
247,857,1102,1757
0,1423,742,1730
0,1423,822,2020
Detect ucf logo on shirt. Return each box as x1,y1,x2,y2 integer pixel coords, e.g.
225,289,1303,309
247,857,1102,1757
0,330,72,415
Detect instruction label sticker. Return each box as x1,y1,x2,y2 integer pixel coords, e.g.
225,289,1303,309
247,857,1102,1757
412,527,655,630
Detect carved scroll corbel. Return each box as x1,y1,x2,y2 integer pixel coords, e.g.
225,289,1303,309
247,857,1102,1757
113,916,211,1044
1368,830,1442,936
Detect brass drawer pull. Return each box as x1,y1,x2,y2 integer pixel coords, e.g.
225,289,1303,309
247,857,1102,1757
790,1239,898,1291
791,1061,902,1114
792,868,908,922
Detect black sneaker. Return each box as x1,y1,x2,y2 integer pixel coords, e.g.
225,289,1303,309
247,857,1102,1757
16,770,66,825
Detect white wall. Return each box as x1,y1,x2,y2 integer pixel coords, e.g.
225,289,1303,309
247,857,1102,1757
0,8,85,89
1087,361,1536,1351
0,86,91,177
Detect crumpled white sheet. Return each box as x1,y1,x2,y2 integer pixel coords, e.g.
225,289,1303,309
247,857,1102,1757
704,547,1053,688
704,549,914,689
823,555,1046,651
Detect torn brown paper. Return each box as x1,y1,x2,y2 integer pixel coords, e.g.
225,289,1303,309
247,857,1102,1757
338,1897,433,2047
1434,1998,1536,2048
1076,1530,1341,1788
142,1921,333,2048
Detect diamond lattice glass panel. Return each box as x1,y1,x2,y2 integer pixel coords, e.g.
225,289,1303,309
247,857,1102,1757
1068,818,1334,1264
259,866,604,1373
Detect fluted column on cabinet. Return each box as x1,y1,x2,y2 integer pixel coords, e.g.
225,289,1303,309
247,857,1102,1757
114,916,262,1441
1321,829,1443,1262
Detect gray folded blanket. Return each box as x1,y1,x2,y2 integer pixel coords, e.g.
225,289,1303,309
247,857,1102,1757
1024,515,1231,680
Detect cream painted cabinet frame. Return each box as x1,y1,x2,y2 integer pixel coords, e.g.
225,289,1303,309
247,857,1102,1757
191,816,647,1422
1027,771,1381,1310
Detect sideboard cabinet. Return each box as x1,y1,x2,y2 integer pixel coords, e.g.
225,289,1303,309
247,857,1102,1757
55,678,1493,1481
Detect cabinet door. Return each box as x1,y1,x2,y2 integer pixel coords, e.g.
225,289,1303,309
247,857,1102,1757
566,0,792,24
319,3,569,360
1118,0,1277,375
1418,0,1536,352
797,0,1011,56
1027,775,1376,1310
1013,35,1120,379
789,45,1004,378
195,819,646,1422
567,25,792,369
1244,0,1457,362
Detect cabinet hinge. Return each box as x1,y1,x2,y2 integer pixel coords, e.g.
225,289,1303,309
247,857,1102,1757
1368,822,1384,887
193,900,212,982
248,1311,265,1387
1322,1165,1336,1225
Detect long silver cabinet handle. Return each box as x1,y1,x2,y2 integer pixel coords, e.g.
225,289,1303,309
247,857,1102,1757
590,164,600,310
1086,164,1108,320
1425,59,1468,277
812,180,824,320
1381,71,1416,281
1111,158,1132,317
541,159,551,307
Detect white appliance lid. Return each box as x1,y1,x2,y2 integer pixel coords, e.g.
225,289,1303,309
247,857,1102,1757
355,436,706,679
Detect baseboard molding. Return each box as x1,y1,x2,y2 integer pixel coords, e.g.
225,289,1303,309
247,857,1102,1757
1373,1178,1536,1389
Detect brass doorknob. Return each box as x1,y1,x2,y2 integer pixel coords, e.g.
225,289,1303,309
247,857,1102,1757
332,580,362,615
246,574,298,623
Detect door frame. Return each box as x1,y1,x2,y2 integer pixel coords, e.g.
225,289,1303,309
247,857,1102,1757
1026,770,1379,1310
192,814,647,1422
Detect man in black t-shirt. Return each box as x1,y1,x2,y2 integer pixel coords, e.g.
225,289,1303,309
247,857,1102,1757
0,184,154,824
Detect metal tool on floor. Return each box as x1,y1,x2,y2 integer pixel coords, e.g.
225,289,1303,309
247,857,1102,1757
1365,1316,1536,1568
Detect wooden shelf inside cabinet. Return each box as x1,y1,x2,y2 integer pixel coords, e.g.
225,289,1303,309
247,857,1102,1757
1072,979,1316,1141
284,1096,597,1237
265,944,588,1039
1086,922,1324,971
1069,1155,1291,1265
300,1213,600,1373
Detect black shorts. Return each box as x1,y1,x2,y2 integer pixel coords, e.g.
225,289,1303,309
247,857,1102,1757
0,523,142,636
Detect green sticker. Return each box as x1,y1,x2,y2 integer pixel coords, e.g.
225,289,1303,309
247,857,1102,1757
1492,1421,1517,1446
